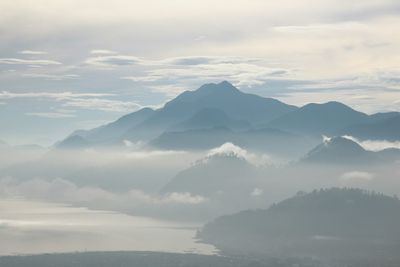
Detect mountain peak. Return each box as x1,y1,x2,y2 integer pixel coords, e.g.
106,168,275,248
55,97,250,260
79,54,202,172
302,101,360,112
196,81,240,94
302,136,375,164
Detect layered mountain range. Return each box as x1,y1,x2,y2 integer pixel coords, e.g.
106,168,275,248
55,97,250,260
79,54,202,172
58,81,400,157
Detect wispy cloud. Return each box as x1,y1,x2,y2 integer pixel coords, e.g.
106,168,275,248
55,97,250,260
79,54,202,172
343,135,400,151
0,58,61,65
122,55,290,89
205,142,271,166
340,171,375,181
90,49,118,55
0,177,208,207
85,55,142,68
0,91,141,113
62,98,141,112
22,73,80,80
19,50,48,55
26,112,76,118
0,91,112,100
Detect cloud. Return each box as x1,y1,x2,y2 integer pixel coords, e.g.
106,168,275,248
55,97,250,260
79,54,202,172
25,112,75,119
90,49,118,55
0,91,112,100
343,135,400,151
0,91,142,113
207,142,250,160
206,142,270,166
322,135,332,144
62,97,141,112
19,50,48,55
0,177,208,208
22,73,80,80
160,56,260,66
0,58,61,65
340,171,375,181
163,192,207,204
85,55,142,68
251,188,264,197
122,56,289,89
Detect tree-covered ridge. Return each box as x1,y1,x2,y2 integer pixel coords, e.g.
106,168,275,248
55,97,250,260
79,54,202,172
198,188,400,261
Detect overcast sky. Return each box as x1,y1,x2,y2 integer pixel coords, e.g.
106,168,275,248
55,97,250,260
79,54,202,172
1,0,399,145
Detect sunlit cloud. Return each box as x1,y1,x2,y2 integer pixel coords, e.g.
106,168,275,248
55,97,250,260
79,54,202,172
19,50,48,55
26,112,76,119
0,91,112,100
85,55,143,68
62,98,141,112
0,177,208,207
90,49,118,55
343,135,400,151
0,91,141,113
0,58,61,65
205,142,271,166
22,73,80,80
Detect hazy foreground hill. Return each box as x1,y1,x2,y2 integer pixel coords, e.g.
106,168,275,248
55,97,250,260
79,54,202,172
198,188,400,261
161,151,257,196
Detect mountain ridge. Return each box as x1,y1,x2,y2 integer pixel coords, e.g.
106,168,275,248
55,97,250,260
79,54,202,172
57,81,400,151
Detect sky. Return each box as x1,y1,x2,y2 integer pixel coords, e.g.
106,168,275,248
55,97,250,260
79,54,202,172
0,0,400,145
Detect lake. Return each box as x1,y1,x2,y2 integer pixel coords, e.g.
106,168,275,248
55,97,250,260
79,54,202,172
0,198,216,255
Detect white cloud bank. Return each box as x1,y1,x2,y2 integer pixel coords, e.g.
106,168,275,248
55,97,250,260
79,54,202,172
340,171,375,181
343,135,400,151
0,177,208,210
206,142,271,166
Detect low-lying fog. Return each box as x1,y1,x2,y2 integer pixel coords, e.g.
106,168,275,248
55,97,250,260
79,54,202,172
0,136,399,255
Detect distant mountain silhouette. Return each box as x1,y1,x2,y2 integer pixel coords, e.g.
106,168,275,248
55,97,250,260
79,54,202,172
301,136,377,164
150,127,317,158
59,81,400,152
268,102,369,136
71,107,155,144
56,135,90,149
122,81,297,141
368,111,400,122
198,188,400,261
301,136,400,165
339,115,400,141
